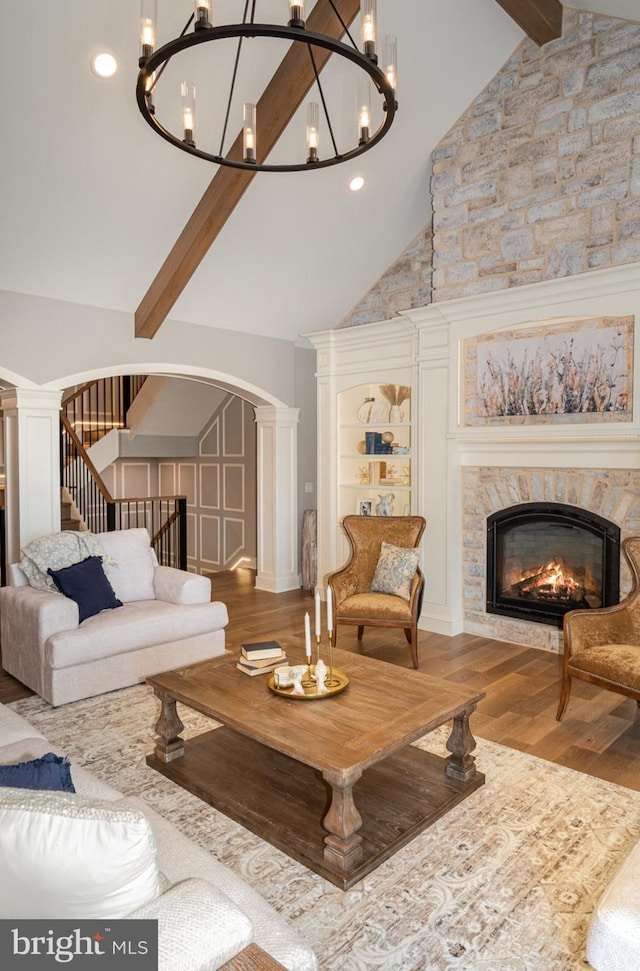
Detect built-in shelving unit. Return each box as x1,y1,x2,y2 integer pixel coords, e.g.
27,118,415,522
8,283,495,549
338,384,412,522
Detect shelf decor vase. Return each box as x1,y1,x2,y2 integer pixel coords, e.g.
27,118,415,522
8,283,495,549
389,405,404,423
376,493,395,516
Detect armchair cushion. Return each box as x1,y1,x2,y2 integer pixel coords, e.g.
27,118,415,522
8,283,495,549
571,643,640,689
371,541,421,600
338,592,413,622
48,555,122,623
0,789,162,919
98,528,156,603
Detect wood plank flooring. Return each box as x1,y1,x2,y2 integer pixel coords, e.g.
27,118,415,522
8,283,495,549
1,567,638,790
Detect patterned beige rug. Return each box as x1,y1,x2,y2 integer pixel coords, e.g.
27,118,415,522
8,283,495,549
9,687,640,971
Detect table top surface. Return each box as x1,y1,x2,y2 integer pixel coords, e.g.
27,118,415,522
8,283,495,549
147,643,485,776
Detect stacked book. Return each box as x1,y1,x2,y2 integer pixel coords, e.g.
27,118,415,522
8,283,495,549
237,640,288,677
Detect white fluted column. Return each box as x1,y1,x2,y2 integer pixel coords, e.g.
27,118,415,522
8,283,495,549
1,388,62,564
254,406,300,592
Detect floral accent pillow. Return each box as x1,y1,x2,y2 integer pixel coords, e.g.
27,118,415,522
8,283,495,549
371,542,420,600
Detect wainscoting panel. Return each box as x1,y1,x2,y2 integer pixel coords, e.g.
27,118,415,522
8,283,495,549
200,417,219,457
178,463,197,508
200,463,220,509
224,517,245,566
223,464,245,513
200,514,221,568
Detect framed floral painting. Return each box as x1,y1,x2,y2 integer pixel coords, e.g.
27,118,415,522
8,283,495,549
462,316,633,425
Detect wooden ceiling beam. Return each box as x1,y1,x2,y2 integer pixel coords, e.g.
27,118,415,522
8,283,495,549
135,0,361,340
494,0,563,46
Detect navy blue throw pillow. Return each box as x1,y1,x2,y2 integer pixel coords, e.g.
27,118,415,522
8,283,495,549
48,555,122,623
0,753,75,792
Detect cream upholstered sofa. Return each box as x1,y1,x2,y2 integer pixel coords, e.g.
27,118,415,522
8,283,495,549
0,703,318,971
0,528,228,707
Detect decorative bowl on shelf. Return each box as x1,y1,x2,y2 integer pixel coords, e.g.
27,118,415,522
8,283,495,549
357,397,389,424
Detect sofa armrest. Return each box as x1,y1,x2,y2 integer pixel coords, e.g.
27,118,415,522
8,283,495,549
0,585,79,646
127,877,253,971
0,586,79,696
154,567,212,605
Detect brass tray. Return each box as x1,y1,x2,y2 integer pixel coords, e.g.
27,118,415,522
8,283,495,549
267,664,349,700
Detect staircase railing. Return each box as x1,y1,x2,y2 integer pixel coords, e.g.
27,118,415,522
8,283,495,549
60,410,187,571
62,375,146,449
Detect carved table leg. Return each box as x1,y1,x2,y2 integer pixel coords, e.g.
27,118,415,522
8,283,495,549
322,768,364,873
153,690,185,763
445,703,478,784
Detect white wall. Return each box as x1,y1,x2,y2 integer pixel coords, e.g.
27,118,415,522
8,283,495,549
0,290,298,406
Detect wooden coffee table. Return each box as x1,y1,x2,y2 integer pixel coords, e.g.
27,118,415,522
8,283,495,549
146,647,485,890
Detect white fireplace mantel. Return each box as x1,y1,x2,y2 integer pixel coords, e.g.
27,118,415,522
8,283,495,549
313,263,640,649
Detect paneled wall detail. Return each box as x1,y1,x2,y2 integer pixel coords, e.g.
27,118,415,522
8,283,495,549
108,394,256,574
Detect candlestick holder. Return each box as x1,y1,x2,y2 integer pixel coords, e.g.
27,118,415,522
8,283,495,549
325,631,341,687
302,656,315,687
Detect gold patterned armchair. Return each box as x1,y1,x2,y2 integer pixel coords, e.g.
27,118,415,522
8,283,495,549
328,515,426,668
556,536,640,721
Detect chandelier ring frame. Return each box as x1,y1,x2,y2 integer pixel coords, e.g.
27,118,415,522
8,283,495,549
135,22,398,173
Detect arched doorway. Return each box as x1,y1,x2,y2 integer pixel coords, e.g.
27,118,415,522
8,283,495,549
0,365,301,594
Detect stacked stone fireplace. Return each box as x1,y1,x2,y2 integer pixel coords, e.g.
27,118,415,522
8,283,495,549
462,467,640,652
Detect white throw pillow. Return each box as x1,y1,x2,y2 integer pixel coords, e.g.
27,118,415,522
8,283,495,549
0,788,162,919
97,528,156,603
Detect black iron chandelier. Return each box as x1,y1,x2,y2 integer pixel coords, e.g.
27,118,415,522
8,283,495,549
136,1,398,172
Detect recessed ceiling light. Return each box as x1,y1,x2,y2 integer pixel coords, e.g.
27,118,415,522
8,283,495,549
349,176,365,192
91,52,118,79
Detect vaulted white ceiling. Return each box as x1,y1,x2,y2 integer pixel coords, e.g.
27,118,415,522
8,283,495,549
0,2,636,345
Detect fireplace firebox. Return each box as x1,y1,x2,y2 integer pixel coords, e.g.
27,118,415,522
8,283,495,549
486,502,620,627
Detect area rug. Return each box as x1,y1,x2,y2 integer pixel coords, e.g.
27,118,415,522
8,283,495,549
8,687,640,971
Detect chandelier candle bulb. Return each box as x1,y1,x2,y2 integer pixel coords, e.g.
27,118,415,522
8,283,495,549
361,0,377,60
139,0,157,63
181,82,196,146
358,78,371,145
383,35,397,92
243,102,256,163
195,0,212,30
288,1,305,29
306,102,319,163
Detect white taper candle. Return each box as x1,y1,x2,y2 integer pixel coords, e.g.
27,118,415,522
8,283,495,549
327,585,333,632
315,591,321,636
304,612,311,658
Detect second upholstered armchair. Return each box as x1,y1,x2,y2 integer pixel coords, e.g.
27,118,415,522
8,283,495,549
557,535,640,721
328,515,426,668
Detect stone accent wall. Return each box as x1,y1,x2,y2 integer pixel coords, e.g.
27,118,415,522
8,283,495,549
338,9,640,326
338,226,433,328
432,9,640,302
462,465,640,651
